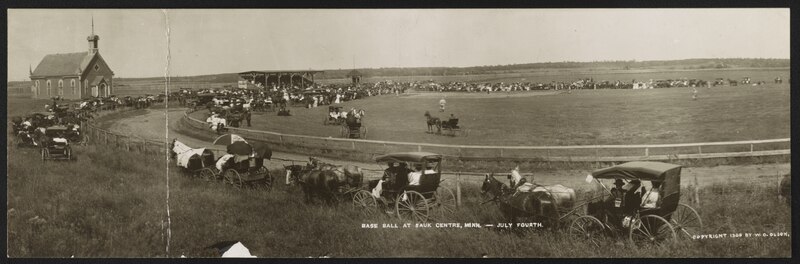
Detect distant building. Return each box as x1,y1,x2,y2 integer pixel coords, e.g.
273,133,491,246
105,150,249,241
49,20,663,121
30,20,114,99
346,69,362,84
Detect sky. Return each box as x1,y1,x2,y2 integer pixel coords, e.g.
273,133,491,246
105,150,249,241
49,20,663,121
7,9,790,81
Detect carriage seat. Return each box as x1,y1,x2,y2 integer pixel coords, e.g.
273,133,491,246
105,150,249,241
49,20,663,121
444,119,459,129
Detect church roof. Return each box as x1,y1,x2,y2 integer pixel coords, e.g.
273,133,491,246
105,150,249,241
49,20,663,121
31,52,95,77
89,76,107,86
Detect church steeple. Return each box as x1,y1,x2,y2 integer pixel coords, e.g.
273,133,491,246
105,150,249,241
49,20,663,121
87,16,99,54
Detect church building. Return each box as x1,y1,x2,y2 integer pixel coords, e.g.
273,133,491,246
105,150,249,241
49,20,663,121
30,20,115,99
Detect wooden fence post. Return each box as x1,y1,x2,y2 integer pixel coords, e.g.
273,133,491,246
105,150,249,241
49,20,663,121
693,173,700,206
645,147,649,157
456,172,462,208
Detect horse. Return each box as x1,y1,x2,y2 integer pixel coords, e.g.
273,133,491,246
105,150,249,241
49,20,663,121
285,160,364,205
424,111,442,134
481,173,576,230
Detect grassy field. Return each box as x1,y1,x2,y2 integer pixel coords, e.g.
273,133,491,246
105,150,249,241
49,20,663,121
193,83,790,146
6,94,791,257
6,142,791,257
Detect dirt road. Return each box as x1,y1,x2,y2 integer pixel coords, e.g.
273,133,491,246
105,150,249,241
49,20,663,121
106,108,790,188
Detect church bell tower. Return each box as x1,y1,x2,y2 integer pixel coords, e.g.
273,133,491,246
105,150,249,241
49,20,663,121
87,17,99,54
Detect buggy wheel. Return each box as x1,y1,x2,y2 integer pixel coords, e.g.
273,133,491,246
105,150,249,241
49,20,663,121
258,167,273,191
433,186,457,219
395,191,429,222
224,169,243,188
667,203,703,240
353,190,378,216
200,168,217,182
629,215,676,246
569,215,605,247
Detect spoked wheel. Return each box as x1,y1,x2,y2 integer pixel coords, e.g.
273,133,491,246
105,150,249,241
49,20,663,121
200,168,217,182
569,216,606,247
629,215,676,246
395,191,429,222
433,186,457,220
258,167,273,191
353,190,378,216
224,169,244,188
667,203,703,240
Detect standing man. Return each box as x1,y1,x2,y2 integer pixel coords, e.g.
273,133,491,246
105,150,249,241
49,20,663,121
245,110,252,127
439,97,446,112
692,87,698,100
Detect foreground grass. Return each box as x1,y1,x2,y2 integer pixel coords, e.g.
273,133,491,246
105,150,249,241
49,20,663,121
7,145,169,257
7,142,790,257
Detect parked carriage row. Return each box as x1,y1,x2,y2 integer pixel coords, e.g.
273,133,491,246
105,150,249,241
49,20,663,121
171,137,274,190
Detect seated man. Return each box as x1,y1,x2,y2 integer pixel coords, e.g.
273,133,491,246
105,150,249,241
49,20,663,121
609,179,625,209
407,164,424,186
622,180,643,214
394,163,411,187
641,181,661,209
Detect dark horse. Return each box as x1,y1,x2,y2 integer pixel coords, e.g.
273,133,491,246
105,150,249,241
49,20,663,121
285,162,364,205
481,173,577,230
424,111,441,134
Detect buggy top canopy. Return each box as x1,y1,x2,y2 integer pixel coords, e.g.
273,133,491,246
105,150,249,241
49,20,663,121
591,161,682,213
375,152,443,163
590,161,682,182
45,125,69,131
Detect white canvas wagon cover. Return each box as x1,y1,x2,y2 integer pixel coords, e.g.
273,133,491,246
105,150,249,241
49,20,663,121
177,148,210,168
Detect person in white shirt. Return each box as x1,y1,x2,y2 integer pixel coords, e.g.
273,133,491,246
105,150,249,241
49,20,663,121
407,164,424,186
641,181,661,209
439,98,446,112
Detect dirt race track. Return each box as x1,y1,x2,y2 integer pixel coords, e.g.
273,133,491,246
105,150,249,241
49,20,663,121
105,108,790,188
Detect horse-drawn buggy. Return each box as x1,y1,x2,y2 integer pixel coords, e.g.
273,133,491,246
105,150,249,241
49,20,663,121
171,139,217,178
40,125,75,161
352,152,456,221
424,111,467,137
341,109,367,139
208,141,274,190
171,138,274,191
568,162,702,246
480,161,700,246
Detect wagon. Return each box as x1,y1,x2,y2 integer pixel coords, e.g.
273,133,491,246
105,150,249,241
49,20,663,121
41,126,74,161
341,122,367,139
568,161,702,246
176,149,217,179
352,152,456,221
203,142,274,191
440,117,467,137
